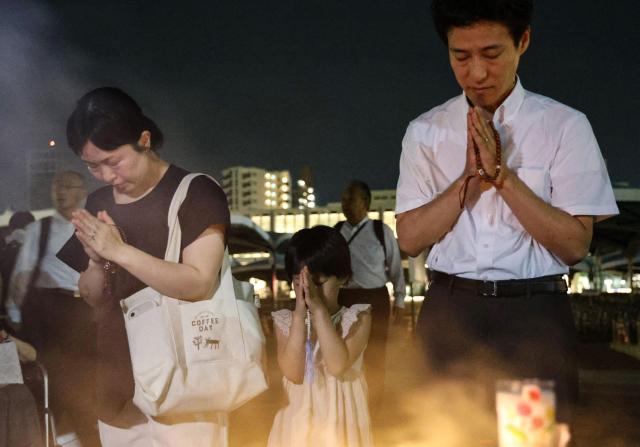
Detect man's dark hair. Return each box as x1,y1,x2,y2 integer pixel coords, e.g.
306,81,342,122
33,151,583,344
285,226,352,281
66,87,164,155
347,180,372,208
431,0,533,46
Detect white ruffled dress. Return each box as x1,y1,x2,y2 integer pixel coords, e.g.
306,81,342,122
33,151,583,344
268,304,373,447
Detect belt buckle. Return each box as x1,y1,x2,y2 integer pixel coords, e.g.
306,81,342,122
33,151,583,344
480,280,498,297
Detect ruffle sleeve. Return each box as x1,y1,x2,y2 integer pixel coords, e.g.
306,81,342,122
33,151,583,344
340,304,372,338
271,309,293,337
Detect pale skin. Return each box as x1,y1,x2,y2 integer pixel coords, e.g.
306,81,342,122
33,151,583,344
73,131,225,309
396,22,593,265
275,266,372,384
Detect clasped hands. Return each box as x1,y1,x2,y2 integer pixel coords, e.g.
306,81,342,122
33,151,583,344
458,107,510,208
292,267,328,320
71,209,125,265
464,107,506,183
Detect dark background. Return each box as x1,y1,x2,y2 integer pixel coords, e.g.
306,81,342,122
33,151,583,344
1,0,638,209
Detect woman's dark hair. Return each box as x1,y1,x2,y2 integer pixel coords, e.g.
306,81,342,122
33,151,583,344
284,226,352,281
66,87,164,155
431,0,533,46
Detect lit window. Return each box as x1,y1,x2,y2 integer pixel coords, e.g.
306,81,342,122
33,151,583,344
309,187,314,193
297,179,305,186
265,181,271,188
308,194,315,201
282,177,289,183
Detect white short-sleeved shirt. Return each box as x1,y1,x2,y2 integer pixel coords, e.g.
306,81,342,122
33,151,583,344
6,213,80,322
396,79,619,280
338,217,406,307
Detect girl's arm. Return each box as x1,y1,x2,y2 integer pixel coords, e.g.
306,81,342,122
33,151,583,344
73,209,225,301
312,307,371,377
274,281,307,384
302,268,372,377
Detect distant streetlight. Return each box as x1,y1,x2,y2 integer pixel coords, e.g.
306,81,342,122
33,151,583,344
48,139,56,148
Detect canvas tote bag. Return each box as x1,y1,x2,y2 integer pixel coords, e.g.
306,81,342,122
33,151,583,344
120,173,267,417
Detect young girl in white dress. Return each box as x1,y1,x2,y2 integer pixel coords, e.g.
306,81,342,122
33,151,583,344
269,226,373,447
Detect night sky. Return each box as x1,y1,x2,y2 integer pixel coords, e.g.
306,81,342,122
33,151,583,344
1,0,639,209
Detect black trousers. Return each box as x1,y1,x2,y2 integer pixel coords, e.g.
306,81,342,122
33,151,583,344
20,288,98,443
338,286,390,409
416,279,579,425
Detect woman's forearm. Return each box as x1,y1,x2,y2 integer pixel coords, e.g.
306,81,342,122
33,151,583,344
111,231,225,301
79,260,108,308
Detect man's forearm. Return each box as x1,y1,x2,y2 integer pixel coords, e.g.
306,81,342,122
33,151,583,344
498,169,593,265
396,176,469,256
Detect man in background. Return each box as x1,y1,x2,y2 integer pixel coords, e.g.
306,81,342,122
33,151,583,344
8,170,98,446
336,180,406,411
0,210,35,317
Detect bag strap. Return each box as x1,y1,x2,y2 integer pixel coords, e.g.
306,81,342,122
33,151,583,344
372,219,387,262
337,219,389,275
162,172,231,281
164,173,200,262
24,216,52,297
335,220,369,246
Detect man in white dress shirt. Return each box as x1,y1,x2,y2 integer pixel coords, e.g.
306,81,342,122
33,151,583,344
337,180,406,410
8,170,98,445
395,0,618,429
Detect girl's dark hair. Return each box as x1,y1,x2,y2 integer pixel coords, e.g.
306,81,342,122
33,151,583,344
284,226,352,281
66,87,164,155
431,0,533,46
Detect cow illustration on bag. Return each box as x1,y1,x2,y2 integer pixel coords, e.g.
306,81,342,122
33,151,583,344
193,335,221,351
205,338,220,349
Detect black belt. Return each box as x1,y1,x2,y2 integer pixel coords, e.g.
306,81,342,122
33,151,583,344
428,270,567,298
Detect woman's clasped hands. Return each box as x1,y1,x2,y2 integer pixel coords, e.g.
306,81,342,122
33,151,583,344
71,209,126,264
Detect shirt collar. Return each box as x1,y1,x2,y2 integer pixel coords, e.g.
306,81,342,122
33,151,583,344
346,216,370,231
494,76,525,124
458,76,526,125
52,210,71,223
